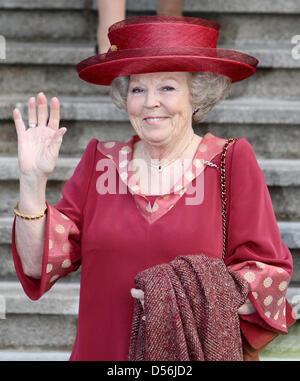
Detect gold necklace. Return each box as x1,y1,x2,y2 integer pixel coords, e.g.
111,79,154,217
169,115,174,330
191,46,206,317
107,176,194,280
145,134,195,173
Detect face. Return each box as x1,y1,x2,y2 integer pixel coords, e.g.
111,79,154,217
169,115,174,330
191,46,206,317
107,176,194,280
127,72,193,146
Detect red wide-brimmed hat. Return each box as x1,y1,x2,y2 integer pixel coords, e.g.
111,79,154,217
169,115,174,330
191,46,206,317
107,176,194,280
76,16,259,85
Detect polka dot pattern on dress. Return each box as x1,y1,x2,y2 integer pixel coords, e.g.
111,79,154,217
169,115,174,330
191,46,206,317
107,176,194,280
46,264,53,273
50,274,60,283
104,142,115,149
229,260,291,332
244,271,256,283
55,224,65,234
120,146,131,154
42,204,80,294
263,277,273,288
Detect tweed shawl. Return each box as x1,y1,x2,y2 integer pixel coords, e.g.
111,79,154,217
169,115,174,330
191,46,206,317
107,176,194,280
128,254,249,361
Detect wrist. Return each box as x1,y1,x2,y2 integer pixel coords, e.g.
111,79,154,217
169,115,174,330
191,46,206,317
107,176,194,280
19,177,47,214
19,175,48,191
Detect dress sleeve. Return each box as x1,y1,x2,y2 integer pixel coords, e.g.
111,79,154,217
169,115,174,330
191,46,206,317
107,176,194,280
12,138,98,300
224,138,296,353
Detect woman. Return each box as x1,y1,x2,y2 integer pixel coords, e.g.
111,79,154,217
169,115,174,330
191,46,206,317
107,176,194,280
12,16,295,361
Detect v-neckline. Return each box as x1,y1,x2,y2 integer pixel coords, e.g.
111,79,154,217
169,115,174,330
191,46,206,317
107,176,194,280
96,132,227,224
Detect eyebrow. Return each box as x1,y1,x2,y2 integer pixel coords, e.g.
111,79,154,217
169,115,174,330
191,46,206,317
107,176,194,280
129,76,180,86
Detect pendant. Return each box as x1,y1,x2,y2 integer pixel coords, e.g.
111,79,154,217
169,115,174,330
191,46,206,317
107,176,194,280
158,164,163,172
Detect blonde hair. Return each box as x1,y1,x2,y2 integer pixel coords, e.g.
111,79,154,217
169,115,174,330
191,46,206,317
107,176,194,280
109,72,232,123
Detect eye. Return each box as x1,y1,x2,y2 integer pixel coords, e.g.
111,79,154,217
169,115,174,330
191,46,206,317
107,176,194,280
131,87,144,94
161,86,175,92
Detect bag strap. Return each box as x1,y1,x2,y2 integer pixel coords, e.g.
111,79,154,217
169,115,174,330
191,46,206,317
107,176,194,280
220,138,238,261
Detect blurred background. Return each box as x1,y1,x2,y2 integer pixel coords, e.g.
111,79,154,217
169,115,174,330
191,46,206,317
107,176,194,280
0,0,299,361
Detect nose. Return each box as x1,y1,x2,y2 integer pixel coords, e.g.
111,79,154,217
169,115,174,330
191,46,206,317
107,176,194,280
144,89,160,109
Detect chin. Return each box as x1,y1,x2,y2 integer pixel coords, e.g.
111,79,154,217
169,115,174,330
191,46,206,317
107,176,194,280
142,129,172,146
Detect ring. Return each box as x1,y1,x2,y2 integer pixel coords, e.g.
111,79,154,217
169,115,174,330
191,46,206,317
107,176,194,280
28,123,37,128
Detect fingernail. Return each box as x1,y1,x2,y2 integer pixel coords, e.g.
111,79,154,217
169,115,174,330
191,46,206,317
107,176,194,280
13,108,21,119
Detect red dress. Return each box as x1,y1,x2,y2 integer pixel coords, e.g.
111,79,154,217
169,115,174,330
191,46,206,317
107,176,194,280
12,132,295,361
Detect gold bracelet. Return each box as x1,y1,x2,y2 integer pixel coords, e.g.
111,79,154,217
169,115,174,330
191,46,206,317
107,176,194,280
14,202,47,220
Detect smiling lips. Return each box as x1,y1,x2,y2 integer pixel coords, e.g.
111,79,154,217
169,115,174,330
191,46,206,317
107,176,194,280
143,116,169,125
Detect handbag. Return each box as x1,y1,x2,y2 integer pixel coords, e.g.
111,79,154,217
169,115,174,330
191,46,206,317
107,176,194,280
220,138,238,260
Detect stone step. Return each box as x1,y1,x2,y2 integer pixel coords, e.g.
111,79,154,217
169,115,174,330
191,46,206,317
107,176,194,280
0,350,70,361
2,119,299,159
1,0,299,14
0,281,79,315
0,0,87,9
0,7,299,44
0,281,298,352
1,121,299,161
1,216,299,248
2,156,299,185
0,280,299,316
0,243,81,281
0,9,96,43
2,95,300,125
2,65,300,102
1,184,299,222
0,350,298,361
0,281,78,350
3,42,94,65
125,0,300,14
4,42,300,68
0,157,299,220
1,42,299,98
0,244,298,284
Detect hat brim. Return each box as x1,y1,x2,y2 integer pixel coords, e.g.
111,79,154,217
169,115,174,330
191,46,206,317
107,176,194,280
76,47,259,85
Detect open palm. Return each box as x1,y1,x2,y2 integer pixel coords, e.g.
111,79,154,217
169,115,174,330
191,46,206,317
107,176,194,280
13,92,67,179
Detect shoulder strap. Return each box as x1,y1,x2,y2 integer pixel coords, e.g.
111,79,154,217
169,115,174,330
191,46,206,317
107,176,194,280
220,138,238,261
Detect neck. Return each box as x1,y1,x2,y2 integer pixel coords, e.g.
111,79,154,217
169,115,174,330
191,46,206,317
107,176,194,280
141,128,195,164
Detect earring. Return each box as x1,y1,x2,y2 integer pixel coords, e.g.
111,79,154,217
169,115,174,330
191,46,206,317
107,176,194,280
193,107,200,115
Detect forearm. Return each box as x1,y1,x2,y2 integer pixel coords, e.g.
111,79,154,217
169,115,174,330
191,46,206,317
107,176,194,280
157,0,184,16
15,176,48,279
97,0,126,53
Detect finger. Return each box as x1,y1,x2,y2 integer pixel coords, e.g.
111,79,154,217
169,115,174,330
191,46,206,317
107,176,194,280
37,92,48,126
28,97,37,127
13,108,26,136
238,298,256,315
130,288,144,300
47,127,67,158
50,127,67,146
54,127,67,142
48,97,60,131
57,127,67,136
131,288,145,311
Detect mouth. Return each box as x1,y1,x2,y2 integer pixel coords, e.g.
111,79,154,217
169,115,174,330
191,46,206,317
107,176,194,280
143,116,169,125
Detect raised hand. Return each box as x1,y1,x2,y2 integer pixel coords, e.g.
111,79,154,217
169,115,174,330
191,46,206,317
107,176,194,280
13,92,67,180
